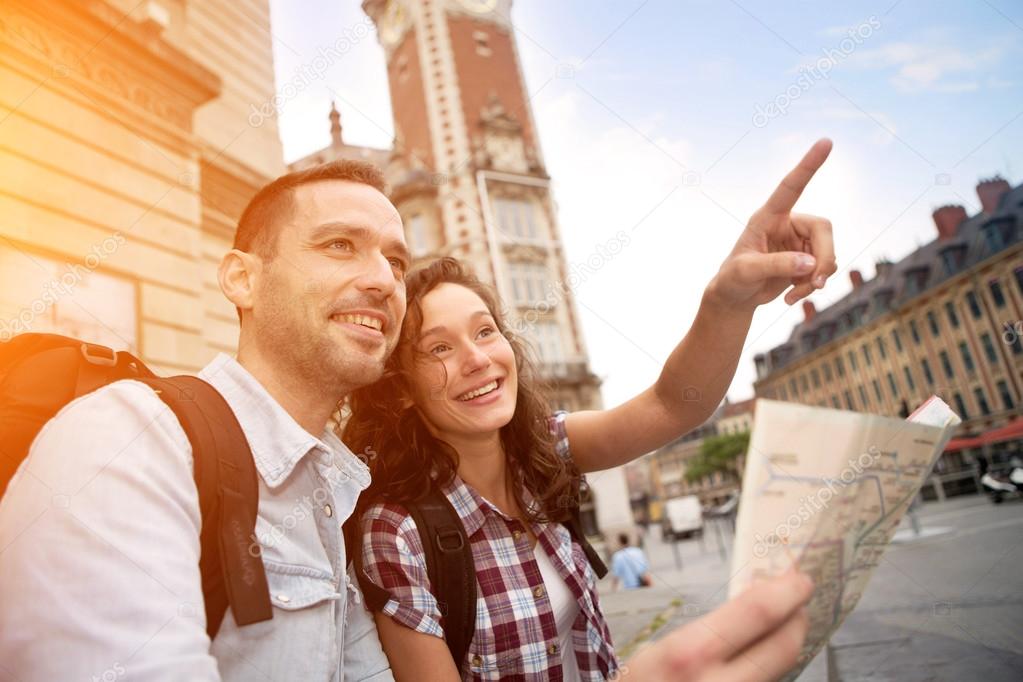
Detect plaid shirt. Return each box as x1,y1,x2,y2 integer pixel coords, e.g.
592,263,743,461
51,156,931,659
360,413,620,681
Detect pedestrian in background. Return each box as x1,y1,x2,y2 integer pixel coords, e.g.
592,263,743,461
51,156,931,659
611,532,653,590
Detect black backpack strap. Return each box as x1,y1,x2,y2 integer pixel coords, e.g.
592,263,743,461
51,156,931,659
407,488,476,673
565,509,608,579
139,375,272,639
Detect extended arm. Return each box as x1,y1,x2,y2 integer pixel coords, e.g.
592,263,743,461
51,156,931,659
566,139,837,473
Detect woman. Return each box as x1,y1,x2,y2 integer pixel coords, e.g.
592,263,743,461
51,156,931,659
346,139,836,681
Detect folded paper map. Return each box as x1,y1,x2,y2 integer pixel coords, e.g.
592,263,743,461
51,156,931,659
729,397,961,680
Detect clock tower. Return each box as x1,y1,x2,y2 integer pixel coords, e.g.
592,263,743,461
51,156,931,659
362,0,603,415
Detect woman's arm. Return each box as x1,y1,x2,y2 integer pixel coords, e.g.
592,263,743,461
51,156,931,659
374,614,461,682
565,139,838,473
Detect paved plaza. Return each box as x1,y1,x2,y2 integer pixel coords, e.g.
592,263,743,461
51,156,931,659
599,494,1023,681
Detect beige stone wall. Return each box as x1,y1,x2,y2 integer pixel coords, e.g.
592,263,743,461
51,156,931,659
0,0,283,373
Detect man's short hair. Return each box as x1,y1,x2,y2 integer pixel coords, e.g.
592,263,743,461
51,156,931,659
233,159,387,258
617,532,630,547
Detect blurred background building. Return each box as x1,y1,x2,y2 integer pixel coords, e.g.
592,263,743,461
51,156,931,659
753,178,1023,500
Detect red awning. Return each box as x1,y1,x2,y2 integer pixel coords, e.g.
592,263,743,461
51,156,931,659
944,416,1023,452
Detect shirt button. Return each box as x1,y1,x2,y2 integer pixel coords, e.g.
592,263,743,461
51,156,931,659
275,594,291,604
548,643,558,655
533,584,546,598
512,530,523,541
324,504,333,518
471,654,483,667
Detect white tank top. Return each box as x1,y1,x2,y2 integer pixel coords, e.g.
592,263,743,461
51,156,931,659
534,544,580,680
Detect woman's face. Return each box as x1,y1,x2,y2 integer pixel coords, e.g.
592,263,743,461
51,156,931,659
406,283,518,444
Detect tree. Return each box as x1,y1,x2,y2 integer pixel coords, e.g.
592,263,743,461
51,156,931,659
685,431,749,486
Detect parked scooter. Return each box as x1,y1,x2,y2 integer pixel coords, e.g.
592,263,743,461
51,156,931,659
978,454,1023,504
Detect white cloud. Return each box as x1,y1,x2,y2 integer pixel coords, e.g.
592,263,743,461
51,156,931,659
848,39,1005,93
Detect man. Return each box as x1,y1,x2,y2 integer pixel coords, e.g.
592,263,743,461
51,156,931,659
0,160,409,681
611,532,651,590
1,139,834,681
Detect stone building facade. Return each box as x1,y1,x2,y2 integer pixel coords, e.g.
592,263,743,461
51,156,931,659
753,178,1023,498
0,0,283,374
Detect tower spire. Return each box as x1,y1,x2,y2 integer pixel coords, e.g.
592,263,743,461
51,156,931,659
329,101,342,146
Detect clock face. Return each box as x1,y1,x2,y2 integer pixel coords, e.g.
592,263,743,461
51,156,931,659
457,0,498,13
380,0,408,46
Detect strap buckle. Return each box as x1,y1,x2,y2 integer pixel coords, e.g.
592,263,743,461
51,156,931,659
436,529,465,552
80,342,117,367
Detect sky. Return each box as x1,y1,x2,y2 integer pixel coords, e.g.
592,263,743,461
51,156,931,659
266,0,1023,409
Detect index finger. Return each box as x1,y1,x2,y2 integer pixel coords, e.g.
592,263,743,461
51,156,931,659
763,138,832,215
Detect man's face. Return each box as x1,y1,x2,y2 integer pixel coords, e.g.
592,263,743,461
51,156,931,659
249,180,409,393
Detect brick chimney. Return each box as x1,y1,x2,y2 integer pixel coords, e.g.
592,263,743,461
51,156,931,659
802,300,816,322
932,204,968,240
849,269,864,289
875,259,894,278
976,177,1010,214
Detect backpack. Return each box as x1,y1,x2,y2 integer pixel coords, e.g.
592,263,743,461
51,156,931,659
0,333,273,638
347,486,608,673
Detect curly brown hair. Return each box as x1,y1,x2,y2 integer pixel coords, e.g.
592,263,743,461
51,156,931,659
343,257,580,523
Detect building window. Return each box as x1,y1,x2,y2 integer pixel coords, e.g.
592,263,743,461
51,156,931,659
0,250,137,350
909,320,921,344
843,390,854,410
473,30,492,57
530,321,565,366
887,372,898,396
980,333,998,364
1015,267,1023,295
945,301,960,329
997,380,1014,410
407,213,430,257
903,366,916,392
848,350,858,372
789,378,797,396
494,198,540,241
989,280,1006,308
831,395,840,409
1008,324,1023,355
926,310,939,336
921,358,934,386
862,344,872,366
877,337,887,360
823,363,833,381
811,368,820,388
835,356,845,378
508,262,551,308
892,329,903,352
939,350,954,379
954,392,969,420
800,374,809,392
958,342,975,374
965,290,982,319
779,385,788,401
872,379,882,402
974,387,991,416
858,385,868,407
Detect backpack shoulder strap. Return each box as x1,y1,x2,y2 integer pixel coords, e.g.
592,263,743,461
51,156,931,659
565,506,608,579
139,375,272,639
407,488,476,673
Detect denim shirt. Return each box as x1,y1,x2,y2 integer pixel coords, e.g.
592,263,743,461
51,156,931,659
0,353,392,681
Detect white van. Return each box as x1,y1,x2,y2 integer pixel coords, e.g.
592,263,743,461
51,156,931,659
662,495,704,540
